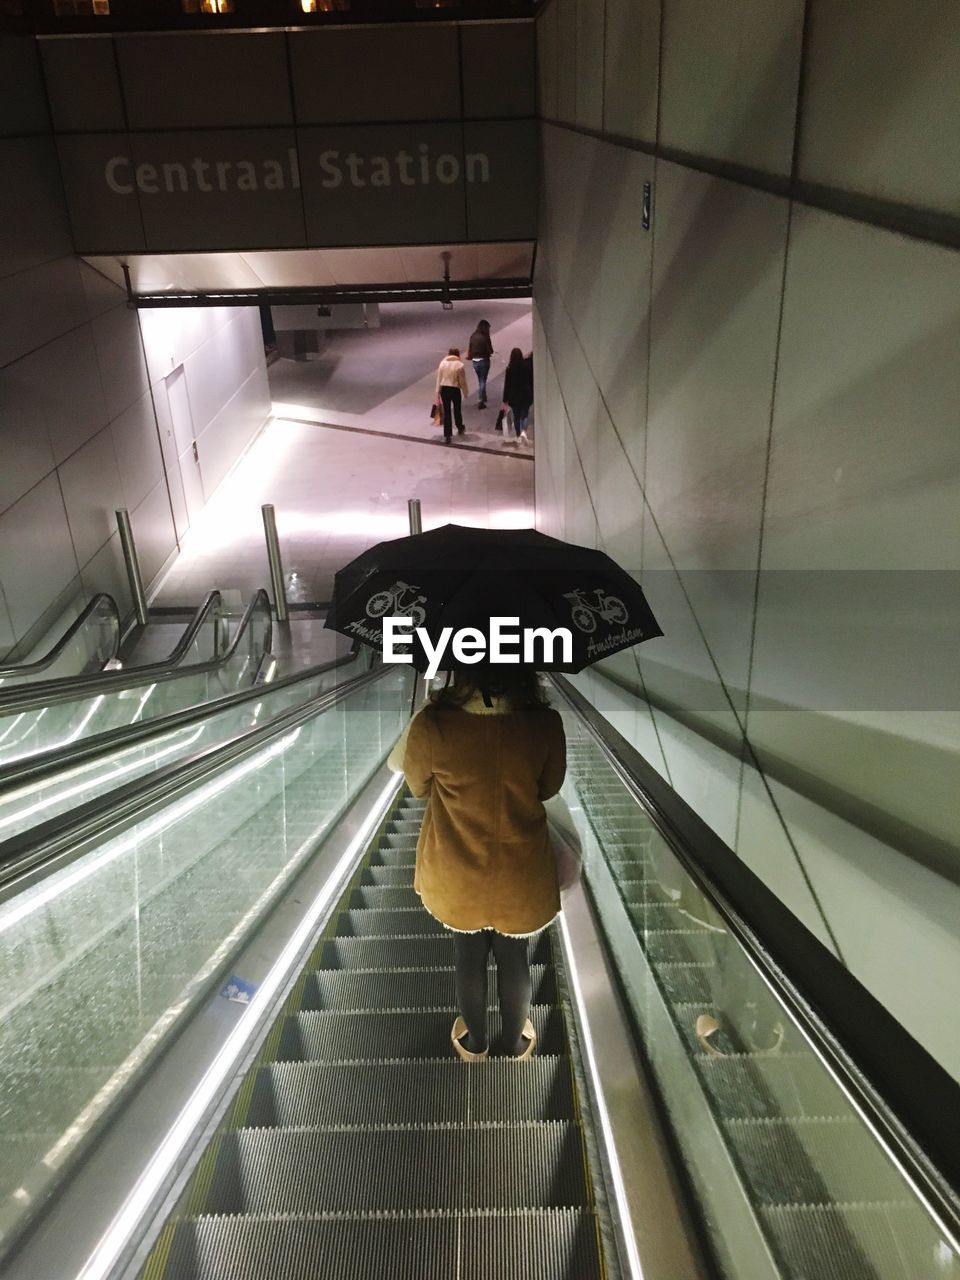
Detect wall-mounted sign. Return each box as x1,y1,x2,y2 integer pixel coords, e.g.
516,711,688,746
56,123,537,254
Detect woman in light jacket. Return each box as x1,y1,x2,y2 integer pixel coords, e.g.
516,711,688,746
435,347,469,441
389,668,566,1060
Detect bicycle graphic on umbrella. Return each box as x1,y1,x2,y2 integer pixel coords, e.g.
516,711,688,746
564,588,629,634
366,580,427,628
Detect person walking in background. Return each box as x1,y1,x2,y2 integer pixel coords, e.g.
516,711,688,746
502,346,534,446
389,667,566,1060
435,347,468,442
467,319,493,408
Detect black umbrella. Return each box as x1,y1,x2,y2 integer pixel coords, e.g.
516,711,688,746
325,524,662,674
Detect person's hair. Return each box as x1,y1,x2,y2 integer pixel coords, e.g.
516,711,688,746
448,346,460,357
508,347,524,366
431,667,550,712
477,320,490,331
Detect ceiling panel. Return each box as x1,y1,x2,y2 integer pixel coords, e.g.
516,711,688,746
82,241,534,297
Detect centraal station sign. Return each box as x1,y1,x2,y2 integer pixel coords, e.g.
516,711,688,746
56,123,536,252
104,144,492,196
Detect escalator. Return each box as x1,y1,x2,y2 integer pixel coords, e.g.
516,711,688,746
0,671,957,1280
143,788,604,1280
0,594,120,690
0,642,364,845
0,590,273,768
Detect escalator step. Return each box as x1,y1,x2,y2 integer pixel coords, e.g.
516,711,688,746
619,878,673,906
161,1213,455,1280
642,929,723,964
461,1208,603,1280
349,885,422,909
158,1209,601,1280
318,933,552,970
651,961,716,1005
626,902,689,931
725,1116,913,1207
759,1201,947,1280
205,1124,588,1213
369,849,417,867
245,1057,574,1126
276,1006,566,1063
696,1054,850,1121
360,865,417,886
335,908,445,937
302,965,556,1011
379,834,419,850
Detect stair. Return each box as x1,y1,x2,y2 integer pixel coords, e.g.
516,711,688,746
143,793,604,1279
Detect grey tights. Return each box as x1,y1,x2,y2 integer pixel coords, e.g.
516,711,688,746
454,930,532,1055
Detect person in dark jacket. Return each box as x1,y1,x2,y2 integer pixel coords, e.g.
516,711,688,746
467,319,493,408
502,347,533,446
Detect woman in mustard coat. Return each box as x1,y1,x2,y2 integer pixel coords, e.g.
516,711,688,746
392,668,566,1060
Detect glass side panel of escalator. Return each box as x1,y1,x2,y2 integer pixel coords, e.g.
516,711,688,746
555,704,960,1280
0,598,272,770
0,665,410,1256
0,657,359,847
0,596,119,691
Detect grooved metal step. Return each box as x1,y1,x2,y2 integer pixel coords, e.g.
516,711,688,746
245,1058,575,1127
205,1124,587,1214
318,933,552,970
276,1006,565,1063
758,1202,948,1280
696,1054,849,1121
142,788,602,1280
336,908,445,937
156,1209,601,1280
725,1116,910,1207
300,964,555,1011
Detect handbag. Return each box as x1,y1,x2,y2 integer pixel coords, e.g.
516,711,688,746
494,407,505,432
544,794,582,892
430,401,442,424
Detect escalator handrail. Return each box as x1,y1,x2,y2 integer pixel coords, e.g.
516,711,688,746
0,660,395,902
551,673,960,1222
0,593,120,680
0,640,362,794
0,589,271,713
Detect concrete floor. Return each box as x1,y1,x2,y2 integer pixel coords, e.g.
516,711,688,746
153,301,535,620
270,299,535,451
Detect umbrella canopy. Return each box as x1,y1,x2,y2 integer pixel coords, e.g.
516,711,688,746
325,524,662,673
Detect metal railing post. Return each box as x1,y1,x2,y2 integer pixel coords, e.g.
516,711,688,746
116,508,149,627
261,503,289,623
407,498,424,713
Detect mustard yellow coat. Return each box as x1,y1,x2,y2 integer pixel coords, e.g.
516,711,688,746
398,694,566,935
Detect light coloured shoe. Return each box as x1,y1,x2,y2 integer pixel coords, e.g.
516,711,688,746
451,1016,488,1061
519,431,530,445
515,1018,537,1060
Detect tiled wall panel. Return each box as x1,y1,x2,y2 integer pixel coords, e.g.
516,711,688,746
533,2,960,1076
658,0,804,176
58,425,124,568
0,38,269,658
602,0,660,144
797,0,960,215
574,0,604,132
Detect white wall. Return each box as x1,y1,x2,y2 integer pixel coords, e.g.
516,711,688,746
534,0,960,1078
139,305,270,547
0,36,270,660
